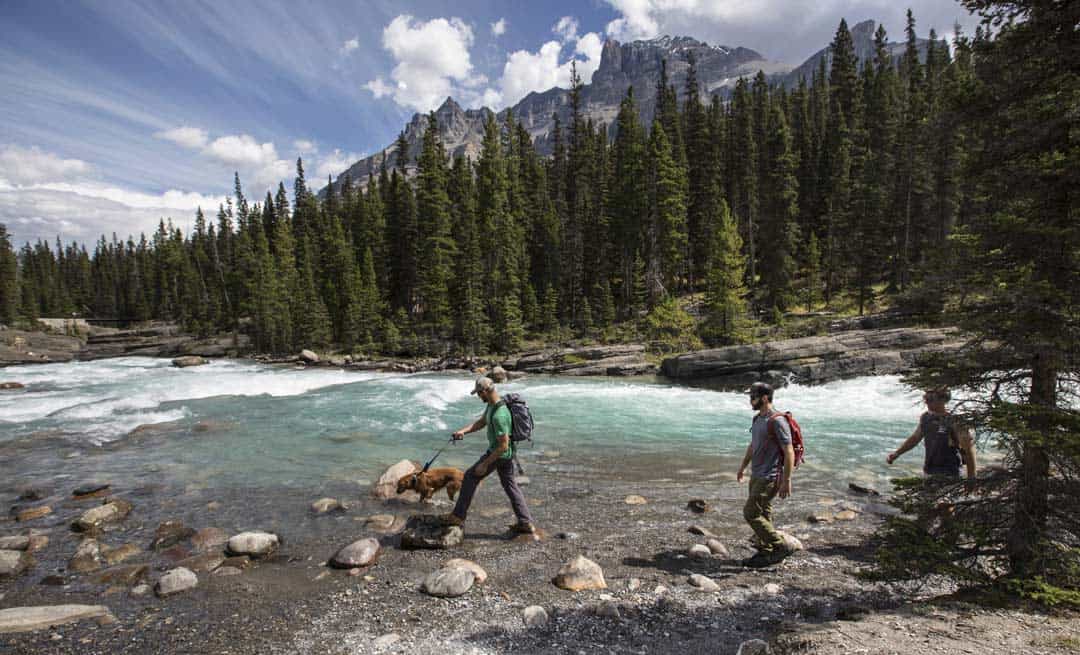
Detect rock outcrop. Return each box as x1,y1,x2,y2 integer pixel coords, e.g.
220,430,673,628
661,327,963,385
504,344,655,377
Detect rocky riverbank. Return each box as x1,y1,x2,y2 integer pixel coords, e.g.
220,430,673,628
660,327,965,386
0,458,1074,654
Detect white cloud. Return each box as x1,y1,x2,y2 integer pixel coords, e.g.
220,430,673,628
314,148,361,182
0,145,223,244
340,37,360,55
366,15,478,112
154,126,209,150
493,19,605,109
0,145,92,186
0,185,219,245
294,139,318,154
491,18,507,37
554,16,579,42
203,134,279,168
365,77,394,99
604,0,662,42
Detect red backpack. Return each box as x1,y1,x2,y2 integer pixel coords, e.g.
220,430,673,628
767,411,805,469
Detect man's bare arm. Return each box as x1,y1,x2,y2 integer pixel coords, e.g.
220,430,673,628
737,444,753,481
958,427,977,479
476,434,510,474
452,415,487,439
779,443,795,498
887,425,924,464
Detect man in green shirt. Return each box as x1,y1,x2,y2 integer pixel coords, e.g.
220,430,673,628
441,377,535,534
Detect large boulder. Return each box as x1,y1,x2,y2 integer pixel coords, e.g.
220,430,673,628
299,349,319,363
490,366,508,383
552,555,606,591
330,538,381,569
0,550,33,578
421,567,475,598
0,605,114,634
661,327,963,385
225,531,279,558
72,499,132,533
372,460,421,501
155,567,198,597
399,515,463,550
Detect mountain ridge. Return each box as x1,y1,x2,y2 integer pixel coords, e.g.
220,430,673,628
324,20,940,194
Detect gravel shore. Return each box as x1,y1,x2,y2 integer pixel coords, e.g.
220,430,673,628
1,459,1076,655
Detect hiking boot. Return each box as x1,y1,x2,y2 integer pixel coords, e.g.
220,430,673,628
438,513,465,527
509,521,536,535
741,551,776,568
741,549,787,569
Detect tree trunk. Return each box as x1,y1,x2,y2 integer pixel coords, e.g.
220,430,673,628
1007,350,1056,574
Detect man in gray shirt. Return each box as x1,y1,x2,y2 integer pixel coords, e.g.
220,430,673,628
736,382,796,568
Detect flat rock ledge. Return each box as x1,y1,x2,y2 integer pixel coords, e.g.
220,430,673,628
503,344,655,377
0,605,114,634
661,327,964,385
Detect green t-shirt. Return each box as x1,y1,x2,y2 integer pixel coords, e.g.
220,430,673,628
485,402,514,460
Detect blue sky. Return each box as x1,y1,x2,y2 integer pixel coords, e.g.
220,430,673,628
0,0,978,247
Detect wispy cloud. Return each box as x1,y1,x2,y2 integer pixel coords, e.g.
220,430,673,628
491,18,507,37
0,144,222,244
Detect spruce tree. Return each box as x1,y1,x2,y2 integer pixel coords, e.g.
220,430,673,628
759,101,799,317
880,0,1080,598
0,225,20,325
647,122,688,297
415,112,456,336
702,198,749,345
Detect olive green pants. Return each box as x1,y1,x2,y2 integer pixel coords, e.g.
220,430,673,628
744,477,784,552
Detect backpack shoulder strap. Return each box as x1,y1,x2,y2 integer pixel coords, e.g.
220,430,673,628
766,411,784,439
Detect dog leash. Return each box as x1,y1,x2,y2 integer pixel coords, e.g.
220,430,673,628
421,437,455,473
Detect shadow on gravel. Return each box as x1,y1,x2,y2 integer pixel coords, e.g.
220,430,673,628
459,596,777,655
621,549,743,576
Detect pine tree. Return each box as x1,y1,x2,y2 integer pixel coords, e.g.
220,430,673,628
702,199,749,345
881,0,1080,598
682,51,710,286
647,122,687,297
759,101,799,317
294,236,332,350
415,112,456,336
730,78,758,286
0,225,19,325
610,87,647,316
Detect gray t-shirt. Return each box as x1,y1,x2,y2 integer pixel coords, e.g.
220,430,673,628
750,412,792,480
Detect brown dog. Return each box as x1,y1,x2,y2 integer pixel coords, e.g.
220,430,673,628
396,467,464,502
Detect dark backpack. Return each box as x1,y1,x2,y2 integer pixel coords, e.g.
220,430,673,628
767,411,805,469
497,393,534,445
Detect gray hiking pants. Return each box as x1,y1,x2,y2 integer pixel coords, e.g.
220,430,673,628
452,451,533,525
